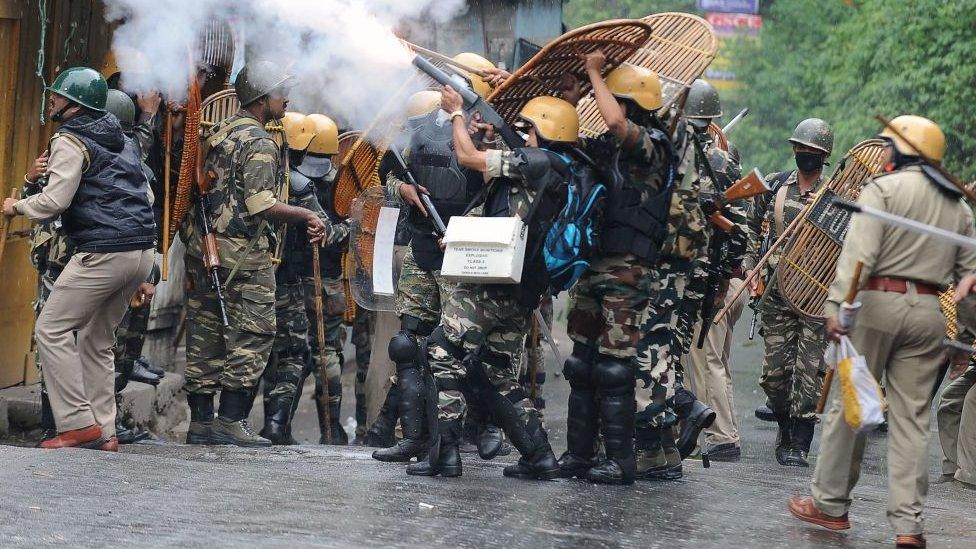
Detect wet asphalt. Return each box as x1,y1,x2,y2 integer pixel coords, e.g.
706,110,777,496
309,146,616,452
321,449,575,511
1,298,974,548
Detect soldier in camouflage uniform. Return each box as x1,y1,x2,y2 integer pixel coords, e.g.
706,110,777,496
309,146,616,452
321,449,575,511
259,112,349,445
632,79,728,481
182,61,327,447
350,305,374,444
407,89,572,480
745,118,833,467
556,55,674,485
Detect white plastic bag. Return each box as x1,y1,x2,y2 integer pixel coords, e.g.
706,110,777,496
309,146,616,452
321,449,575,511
824,335,886,432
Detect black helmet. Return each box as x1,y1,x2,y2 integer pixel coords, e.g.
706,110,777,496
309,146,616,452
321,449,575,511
789,118,833,155
234,61,295,106
685,79,721,119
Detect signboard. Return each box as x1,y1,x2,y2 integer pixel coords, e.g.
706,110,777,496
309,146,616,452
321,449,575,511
808,189,854,245
705,12,763,37
696,0,760,14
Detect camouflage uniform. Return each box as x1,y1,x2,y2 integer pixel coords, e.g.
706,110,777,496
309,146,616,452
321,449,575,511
745,171,826,420
183,110,282,395
351,305,374,439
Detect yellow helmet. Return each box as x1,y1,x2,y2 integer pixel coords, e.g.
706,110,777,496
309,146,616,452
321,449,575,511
101,50,121,81
452,52,495,98
282,112,315,151
605,63,662,112
879,114,946,163
406,90,441,119
518,96,579,144
305,114,339,155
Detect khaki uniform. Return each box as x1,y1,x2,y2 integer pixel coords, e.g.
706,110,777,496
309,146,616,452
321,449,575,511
937,292,976,486
810,166,976,535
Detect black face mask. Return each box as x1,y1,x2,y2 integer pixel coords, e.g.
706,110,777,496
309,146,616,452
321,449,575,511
795,151,825,173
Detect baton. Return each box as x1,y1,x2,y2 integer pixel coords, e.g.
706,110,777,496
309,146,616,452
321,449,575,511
312,246,333,444
533,308,563,367
833,199,976,249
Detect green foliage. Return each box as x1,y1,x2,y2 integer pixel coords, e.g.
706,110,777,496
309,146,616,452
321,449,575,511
725,0,976,180
563,0,696,29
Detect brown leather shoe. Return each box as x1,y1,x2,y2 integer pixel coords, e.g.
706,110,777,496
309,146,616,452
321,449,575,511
788,496,851,530
97,437,119,452
895,534,926,548
40,425,102,449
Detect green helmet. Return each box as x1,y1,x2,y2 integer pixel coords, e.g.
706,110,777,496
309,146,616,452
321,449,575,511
685,79,721,119
47,67,108,112
789,118,833,155
104,89,136,129
234,60,295,106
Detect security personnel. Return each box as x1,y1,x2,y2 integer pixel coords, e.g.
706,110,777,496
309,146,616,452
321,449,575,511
788,115,976,548
937,288,976,489
260,112,349,444
3,67,156,450
408,88,575,479
745,118,833,467
297,113,352,445
558,54,674,485
181,61,326,447
631,78,720,480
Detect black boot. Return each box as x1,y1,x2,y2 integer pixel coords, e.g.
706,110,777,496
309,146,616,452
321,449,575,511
774,413,792,465
129,357,163,385
406,419,461,477
502,415,560,480
476,423,504,460
373,332,427,460
316,378,348,445
557,347,599,478
211,390,271,447
353,370,368,445
260,396,296,445
635,426,681,481
185,393,215,445
586,356,636,485
366,384,400,448
755,400,776,422
661,427,683,479
784,418,815,467
673,386,716,459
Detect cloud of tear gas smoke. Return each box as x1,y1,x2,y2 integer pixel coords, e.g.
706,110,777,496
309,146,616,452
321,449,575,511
104,0,468,130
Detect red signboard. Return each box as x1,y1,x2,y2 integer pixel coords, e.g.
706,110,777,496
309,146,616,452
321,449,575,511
706,12,763,36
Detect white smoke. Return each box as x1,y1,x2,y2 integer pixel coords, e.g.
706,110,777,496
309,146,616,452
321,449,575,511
104,0,469,130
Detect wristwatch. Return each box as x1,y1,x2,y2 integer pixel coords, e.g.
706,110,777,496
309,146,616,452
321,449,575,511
450,110,465,121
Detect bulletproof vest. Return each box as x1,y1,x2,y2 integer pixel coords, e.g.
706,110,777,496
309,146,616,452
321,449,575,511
482,147,570,309
58,113,156,253
597,127,676,262
407,111,482,271
293,169,344,280
278,169,314,283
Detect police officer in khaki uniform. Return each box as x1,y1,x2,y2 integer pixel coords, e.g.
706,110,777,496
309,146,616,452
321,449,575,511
788,115,976,549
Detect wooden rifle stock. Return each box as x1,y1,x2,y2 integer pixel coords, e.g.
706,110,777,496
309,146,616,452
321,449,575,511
708,168,768,233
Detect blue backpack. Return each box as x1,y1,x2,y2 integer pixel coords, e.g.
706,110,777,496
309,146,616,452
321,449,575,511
542,156,606,293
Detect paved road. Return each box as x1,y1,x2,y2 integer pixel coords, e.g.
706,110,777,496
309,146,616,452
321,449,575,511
2,300,974,548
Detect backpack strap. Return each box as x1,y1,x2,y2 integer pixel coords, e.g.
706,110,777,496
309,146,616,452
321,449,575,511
206,117,262,149
771,170,795,237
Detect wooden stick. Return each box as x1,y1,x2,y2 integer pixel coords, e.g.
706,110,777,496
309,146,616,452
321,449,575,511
401,39,489,78
528,314,540,401
816,261,864,413
162,110,173,281
875,114,976,203
0,188,19,269
312,245,333,444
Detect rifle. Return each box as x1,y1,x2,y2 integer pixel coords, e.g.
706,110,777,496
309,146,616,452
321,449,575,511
721,108,749,135
692,132,732,349
747,222,773,340
412,55,525,150
388,147,447,236
706,167,768,232
196,169,229,326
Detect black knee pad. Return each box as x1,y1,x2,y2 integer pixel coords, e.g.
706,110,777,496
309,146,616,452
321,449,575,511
563,354,595,390
594,356,634,397
388,331,417,364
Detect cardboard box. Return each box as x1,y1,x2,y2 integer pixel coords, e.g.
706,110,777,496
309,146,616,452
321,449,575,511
441,216,527,284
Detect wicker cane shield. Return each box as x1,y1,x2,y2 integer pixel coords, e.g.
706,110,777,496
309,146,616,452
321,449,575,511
332,130,382,219
775,139,888,320
577,12,718,137
486,20,654,127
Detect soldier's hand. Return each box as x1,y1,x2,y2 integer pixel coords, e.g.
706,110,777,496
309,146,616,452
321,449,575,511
558,73,583,107
746,270,760,293
2,197,18,217
482,67,511,89
137,91,162,116
955,272,976,302
399,183,429,216
825,315,848,342
131,282,155,308
468,112,495,142
440,85,464,114
27,151,49,182
583,50,607,73
306,213,327,245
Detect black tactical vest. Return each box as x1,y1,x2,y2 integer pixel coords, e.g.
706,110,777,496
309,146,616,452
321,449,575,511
407,111,482,271
58,113,156,253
